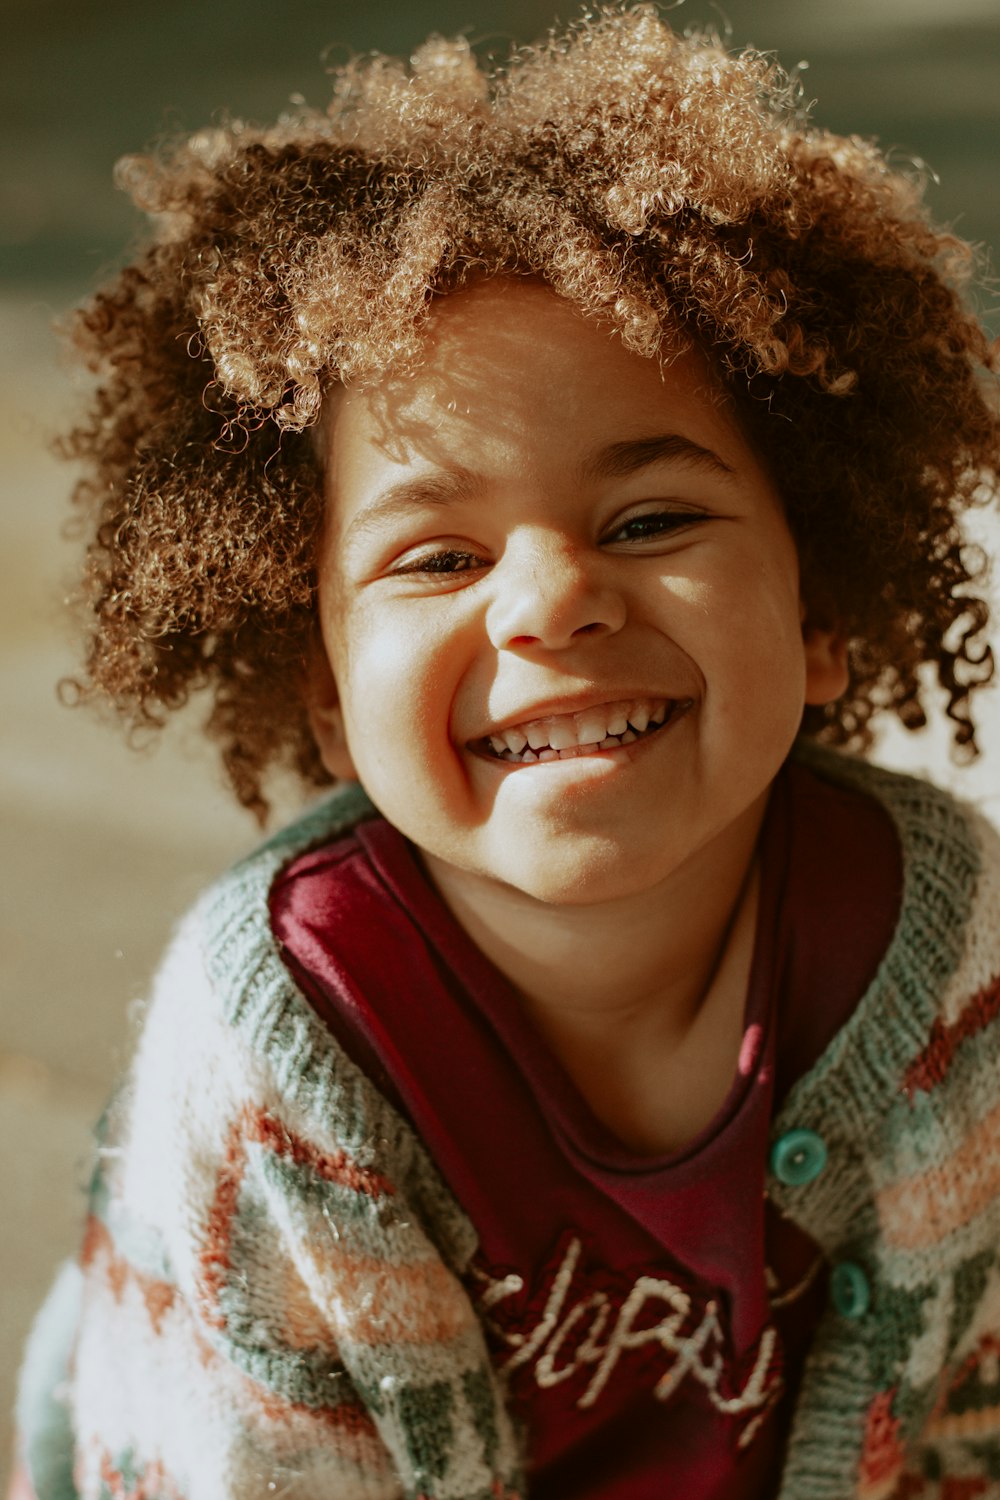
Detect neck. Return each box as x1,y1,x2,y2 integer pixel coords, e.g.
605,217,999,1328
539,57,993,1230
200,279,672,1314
421,792,770,1151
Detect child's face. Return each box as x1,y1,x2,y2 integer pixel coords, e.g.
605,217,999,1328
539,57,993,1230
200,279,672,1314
309,280,846,907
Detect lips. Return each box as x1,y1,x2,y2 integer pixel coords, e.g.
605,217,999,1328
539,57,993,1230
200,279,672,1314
472,696,691,763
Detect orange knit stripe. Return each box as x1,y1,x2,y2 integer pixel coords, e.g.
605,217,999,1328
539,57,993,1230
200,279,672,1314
857,1388,904,1499
199,1104,394,1328
199,1113,251,1329
81,1216,177,1334
249,1380,379,1440
246,1108,395,1197
302,1247,477,1347
877,1098,1000,1250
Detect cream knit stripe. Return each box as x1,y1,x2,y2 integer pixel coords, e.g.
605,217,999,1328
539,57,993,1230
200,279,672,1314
244,1135,485,1363
899,1272,955,1392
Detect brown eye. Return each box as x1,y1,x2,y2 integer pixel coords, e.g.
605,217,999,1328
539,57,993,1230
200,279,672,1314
606,510,708,544
394,548,485,575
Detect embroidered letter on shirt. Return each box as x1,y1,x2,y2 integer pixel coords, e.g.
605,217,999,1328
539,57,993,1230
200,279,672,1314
471,1234,782,1446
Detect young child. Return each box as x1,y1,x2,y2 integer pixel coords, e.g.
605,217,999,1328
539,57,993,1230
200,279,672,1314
14,7,1000,1499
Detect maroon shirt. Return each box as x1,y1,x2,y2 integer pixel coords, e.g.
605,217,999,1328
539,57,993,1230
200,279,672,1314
270,759,902,1498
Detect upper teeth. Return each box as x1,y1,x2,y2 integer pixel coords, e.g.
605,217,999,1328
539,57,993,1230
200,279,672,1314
487,698,669,756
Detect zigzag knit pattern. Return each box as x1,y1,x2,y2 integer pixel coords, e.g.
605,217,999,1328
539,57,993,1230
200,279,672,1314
17,748,1000,1500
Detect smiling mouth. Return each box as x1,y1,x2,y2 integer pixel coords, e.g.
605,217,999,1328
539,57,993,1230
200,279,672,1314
473,696,692,765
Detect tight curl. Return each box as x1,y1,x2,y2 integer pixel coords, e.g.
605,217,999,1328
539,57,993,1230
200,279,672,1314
61,5,999,819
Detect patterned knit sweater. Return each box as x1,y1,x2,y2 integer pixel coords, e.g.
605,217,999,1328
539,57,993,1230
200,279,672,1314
17,746,1000,1500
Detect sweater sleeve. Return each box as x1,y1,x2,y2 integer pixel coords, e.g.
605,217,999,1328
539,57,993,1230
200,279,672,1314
58,904,525,1500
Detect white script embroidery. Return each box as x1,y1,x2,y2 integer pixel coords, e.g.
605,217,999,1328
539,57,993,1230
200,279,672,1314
473,1235,781,1443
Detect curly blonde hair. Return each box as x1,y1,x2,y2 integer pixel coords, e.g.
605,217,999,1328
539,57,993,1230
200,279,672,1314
61,5,999,818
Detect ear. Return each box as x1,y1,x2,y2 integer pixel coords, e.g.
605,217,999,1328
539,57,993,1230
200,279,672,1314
801,610,850,708
305,639,359,782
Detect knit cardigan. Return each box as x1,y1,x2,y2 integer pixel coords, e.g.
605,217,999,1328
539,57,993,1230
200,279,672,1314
17,746,1000,1500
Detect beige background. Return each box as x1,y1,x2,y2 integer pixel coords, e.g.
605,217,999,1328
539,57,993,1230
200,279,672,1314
2,0,999,1482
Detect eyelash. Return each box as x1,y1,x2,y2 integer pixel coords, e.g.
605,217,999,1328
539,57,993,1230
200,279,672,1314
393,548,486,576
604,508,707,543
390,509,708,577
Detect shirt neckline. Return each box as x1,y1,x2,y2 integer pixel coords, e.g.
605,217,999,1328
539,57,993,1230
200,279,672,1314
354,770,791,1180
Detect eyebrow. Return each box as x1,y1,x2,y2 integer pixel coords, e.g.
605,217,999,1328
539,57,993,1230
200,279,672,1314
340,468,485,547
341,432,734,545
585,433,735,482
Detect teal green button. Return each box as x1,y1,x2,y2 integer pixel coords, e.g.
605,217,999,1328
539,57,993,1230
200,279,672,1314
770,1129,828,1186
831,1262,871,1320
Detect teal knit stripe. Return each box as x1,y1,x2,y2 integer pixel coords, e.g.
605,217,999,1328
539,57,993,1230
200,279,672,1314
211,1300,365,1414
252,1143,463,1266
348,1329,522,1500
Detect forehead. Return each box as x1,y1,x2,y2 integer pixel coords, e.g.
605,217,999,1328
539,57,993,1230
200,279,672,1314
322,280,762,494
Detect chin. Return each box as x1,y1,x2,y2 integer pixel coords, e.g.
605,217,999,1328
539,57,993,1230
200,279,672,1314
490,843,664,908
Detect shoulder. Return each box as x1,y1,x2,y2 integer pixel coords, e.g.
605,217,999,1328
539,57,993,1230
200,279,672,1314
134,782,379,1101
112,782,477,1273
773,745,1000,1237
190,779,380,1053
792,740,1000,999
62,787,518,1499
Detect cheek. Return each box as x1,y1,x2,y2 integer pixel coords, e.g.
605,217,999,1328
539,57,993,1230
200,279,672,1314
336,604,460,757
697,550,807,712
735,531,803,641
672,542,801,647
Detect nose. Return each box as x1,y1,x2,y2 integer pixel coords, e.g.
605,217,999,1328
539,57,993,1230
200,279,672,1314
486,532,627,652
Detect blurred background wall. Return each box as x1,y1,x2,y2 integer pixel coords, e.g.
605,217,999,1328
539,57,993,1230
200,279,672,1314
2,0,998,1476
